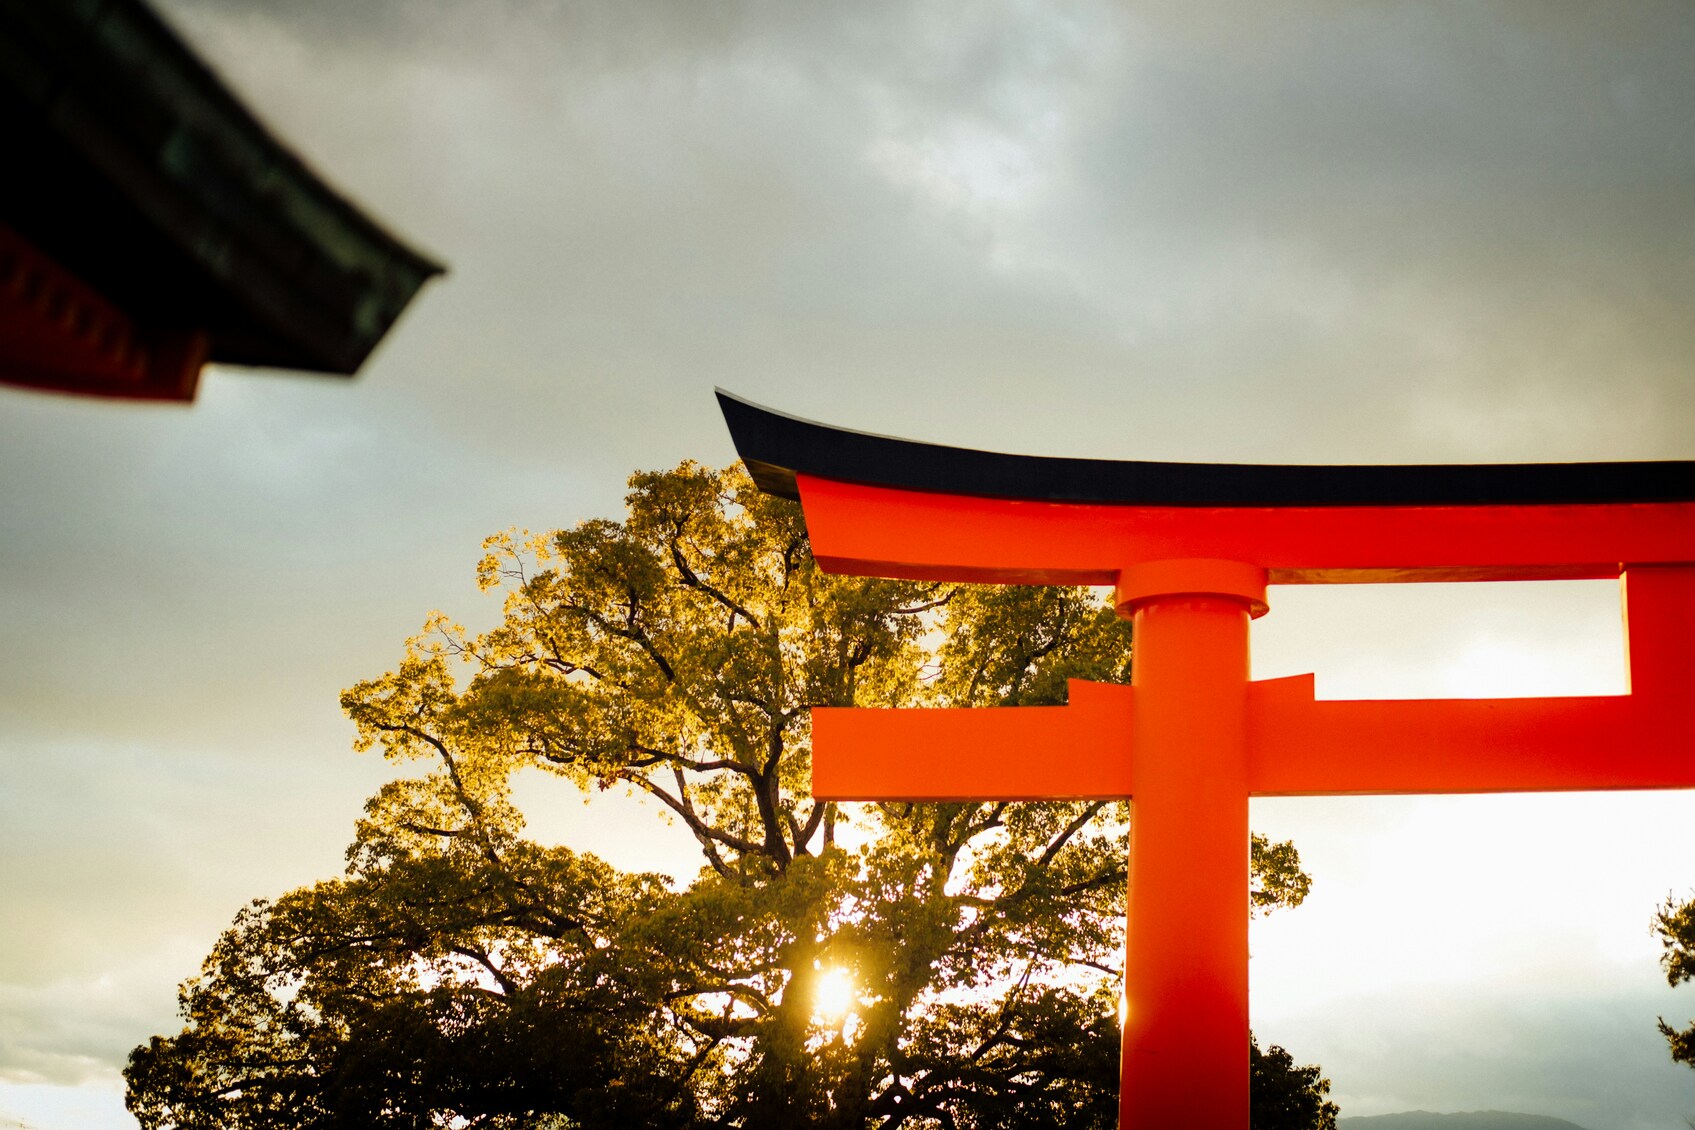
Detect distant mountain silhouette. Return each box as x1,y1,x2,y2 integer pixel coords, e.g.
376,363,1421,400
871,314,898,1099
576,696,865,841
1339,1113,1590,1130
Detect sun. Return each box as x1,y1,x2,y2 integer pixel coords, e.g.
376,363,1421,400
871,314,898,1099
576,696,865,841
813,966,857,1022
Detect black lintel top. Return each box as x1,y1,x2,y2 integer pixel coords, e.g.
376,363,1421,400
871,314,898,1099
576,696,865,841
717,390,1695,509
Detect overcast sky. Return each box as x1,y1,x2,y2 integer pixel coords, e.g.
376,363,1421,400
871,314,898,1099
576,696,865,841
5,2,1695,1127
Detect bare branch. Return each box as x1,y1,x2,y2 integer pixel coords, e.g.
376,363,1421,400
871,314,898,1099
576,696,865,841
561,600,677,682
449,944,520,996
626,771,767,861
1037,802,1108,869
669,535,763,630
889,588,957,616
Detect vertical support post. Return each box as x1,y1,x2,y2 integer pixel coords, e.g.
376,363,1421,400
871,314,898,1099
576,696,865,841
1115,559,1267,1129
1622,564,1695,700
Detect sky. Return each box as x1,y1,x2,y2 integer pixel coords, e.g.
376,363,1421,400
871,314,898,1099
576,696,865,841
3,0,1695,1126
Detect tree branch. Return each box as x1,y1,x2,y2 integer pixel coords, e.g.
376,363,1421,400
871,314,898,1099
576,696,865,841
669,535,762,630
1036,802,1108,869
626,771,767,861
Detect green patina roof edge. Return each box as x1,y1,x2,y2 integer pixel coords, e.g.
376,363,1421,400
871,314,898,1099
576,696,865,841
1,0,444,374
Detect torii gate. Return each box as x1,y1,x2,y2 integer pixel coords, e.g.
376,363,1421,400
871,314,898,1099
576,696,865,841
718,390,1695,1128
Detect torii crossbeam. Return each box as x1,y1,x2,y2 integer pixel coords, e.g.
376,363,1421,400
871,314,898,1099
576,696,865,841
717,390,1695,1128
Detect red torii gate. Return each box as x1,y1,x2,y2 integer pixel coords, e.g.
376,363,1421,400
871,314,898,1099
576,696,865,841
718,391,1695,1128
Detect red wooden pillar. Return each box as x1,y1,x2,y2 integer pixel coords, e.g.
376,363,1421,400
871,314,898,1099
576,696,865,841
1117,560,1266,1128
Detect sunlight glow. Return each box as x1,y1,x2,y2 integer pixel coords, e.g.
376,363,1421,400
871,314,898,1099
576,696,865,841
1251,579,1626,700
814,966,857,1023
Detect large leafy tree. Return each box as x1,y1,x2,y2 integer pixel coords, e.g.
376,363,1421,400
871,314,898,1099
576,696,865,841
127,462,1332,1129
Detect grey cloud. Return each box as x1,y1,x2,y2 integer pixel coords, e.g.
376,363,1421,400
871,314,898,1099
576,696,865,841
1046,5,1695,457
2,974,171,1086
1270,979,1695,1130
0,734,403,1085
0,380,594,750
158,0,1695,468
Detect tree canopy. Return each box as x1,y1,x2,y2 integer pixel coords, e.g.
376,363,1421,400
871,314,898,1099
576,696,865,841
127,462,1334,1129
1653,894,1695,1068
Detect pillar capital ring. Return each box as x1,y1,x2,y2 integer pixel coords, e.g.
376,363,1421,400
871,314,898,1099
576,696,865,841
1114,559,1269,620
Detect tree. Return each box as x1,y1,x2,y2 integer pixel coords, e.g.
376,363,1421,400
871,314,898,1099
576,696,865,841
127,461,1332,1129
1654,895,1695,1068
1251,1038,1339,1130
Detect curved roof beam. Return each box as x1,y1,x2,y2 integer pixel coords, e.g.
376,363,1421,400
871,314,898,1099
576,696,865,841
717,390,1695,508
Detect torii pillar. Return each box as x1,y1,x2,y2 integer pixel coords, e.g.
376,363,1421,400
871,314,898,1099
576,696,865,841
717,391,1695,1128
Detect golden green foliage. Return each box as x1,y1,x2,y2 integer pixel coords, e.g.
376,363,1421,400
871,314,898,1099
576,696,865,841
127,462,1322,1129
